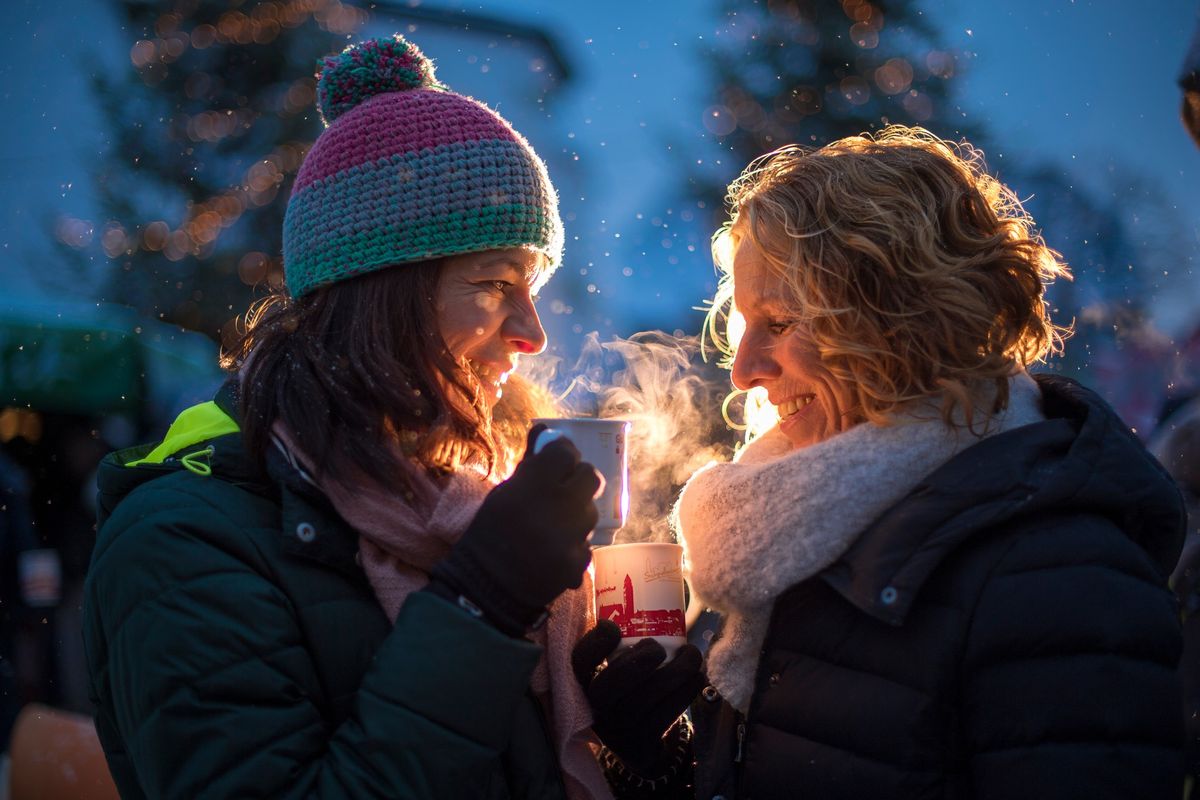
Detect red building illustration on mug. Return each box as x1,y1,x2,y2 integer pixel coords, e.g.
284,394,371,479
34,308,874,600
598,574,685,638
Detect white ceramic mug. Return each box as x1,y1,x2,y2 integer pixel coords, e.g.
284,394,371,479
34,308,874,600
533,417,630,546
592,542,687,658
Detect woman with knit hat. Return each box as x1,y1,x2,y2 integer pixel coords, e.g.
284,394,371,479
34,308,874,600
81,35,700,800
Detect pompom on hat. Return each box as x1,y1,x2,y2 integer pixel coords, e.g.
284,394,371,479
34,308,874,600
283,35,563,298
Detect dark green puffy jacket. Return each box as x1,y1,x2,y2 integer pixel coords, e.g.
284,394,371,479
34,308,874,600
82,384,569,799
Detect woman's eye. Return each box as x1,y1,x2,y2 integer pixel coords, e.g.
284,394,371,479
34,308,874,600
483,280,512,293
767,320,794,335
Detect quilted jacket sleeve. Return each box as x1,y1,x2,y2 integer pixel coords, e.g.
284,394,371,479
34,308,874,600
960,514,1185,799
83,481,543,799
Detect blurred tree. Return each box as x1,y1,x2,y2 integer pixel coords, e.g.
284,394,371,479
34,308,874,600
1016,163,1197,435
701,0,983,172
1019,166,1145,332
636,0,985,337
680,0,986,363
57,0,367,340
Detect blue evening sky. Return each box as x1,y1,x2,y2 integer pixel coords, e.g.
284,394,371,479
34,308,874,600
1,0,1197,342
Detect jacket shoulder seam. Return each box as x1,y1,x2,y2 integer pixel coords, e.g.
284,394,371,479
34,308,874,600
108,472,275,531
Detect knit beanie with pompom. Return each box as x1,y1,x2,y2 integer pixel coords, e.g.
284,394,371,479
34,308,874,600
283,34,563,298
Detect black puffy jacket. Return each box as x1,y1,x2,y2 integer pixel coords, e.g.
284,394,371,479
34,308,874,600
691,375,1186,799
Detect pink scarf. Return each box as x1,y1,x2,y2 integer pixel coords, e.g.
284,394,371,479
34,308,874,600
273,424,613,800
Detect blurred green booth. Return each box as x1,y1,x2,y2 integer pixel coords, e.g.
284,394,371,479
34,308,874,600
0,299,225,431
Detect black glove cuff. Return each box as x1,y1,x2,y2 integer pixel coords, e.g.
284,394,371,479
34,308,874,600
430,556,548,638
599,718,693,797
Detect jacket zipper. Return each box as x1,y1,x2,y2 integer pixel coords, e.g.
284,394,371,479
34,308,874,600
734,715,747,763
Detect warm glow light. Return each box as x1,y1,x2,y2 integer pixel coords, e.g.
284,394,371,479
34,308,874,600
238,252,272,286
154,12,180,37
902,89,933,121
130,40,156,67
162,36,187,60
55,217,94,248
850,24,879,49
190,24,217,49
104,140,310,261
703,105,737,136
742,386,779,442
142,221,169,251
789,85,821,116
926,50,956,79
282,79,316,115
101,224,129,258
839,75,871,106
114,1,358,263
164,230,190,261
874,58,914,95
0,409,42,444
716,302,779,442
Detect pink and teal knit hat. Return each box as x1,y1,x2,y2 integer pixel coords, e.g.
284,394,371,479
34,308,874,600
283,35,563,298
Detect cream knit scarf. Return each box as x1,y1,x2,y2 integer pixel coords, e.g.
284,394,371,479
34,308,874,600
271,424,613,800
675,373,1045,713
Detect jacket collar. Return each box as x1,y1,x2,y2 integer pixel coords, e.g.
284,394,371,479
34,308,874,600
226,378,362,578
264,430,364,580
820,374,1186,625
99,379,363,579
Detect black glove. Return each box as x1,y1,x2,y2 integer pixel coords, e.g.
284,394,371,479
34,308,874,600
431,425,600,635
572,619,706,774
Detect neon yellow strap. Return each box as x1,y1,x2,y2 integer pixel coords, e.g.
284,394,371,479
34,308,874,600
179,447,215,476
127,401,238,467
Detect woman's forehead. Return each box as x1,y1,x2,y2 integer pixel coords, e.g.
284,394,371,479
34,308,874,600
443,247,548,281
732,238,790,311
449,247,542,269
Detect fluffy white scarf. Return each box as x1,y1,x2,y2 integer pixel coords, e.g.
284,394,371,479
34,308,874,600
675,373,1045,712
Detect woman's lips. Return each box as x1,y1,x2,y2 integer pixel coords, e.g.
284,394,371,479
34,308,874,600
470,362,515,403
470,361,513,385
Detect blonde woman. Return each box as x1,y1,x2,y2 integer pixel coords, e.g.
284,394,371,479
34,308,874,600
676,127,1186,798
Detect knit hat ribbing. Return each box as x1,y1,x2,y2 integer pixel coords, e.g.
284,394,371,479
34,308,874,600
283,35,563,298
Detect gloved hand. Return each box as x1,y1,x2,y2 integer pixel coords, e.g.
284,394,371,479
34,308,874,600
431,425,600,635
572,620,706,774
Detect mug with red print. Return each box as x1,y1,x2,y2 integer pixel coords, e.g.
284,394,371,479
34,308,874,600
592,542,687,658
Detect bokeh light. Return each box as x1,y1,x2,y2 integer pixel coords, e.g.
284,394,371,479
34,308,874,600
703,105,737,136
874,58,914,95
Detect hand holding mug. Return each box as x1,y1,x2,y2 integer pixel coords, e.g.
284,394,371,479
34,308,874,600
572,620,706,773
432,425,600,634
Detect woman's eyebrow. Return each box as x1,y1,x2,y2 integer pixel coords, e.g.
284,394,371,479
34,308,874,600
476,256,520,269
476,256,535,277
745,296,791,315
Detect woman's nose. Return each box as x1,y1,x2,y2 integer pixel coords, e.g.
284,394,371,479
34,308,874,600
505,294,547,355
731,332,779,390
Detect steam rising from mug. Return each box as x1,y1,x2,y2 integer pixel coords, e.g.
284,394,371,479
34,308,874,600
521,331,736,544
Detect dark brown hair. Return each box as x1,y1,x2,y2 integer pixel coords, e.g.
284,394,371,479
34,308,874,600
223,261,553,488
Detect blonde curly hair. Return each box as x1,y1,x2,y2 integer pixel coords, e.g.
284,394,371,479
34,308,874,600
706,125,1071,436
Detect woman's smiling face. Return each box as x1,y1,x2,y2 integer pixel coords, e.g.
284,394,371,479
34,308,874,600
729,237,858,449
435,247,548,407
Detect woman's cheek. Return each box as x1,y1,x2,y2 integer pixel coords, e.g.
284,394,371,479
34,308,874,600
816,381,845,438
473,292,503,313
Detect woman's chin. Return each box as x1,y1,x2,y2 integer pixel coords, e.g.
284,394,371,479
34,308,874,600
475,377,505,410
